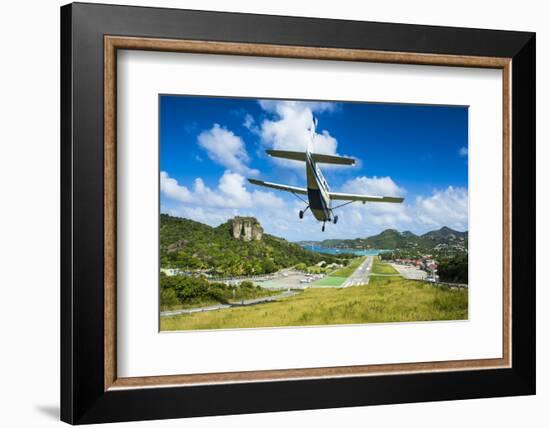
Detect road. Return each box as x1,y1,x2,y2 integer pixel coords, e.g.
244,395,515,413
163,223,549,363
160,290,298,317
389,263,428,280
343,256,373,287
254,269,316,290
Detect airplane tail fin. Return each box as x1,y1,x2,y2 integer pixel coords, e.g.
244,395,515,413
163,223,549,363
266,150,355,166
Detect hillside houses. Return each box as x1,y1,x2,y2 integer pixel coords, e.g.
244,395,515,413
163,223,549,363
393,257,438,273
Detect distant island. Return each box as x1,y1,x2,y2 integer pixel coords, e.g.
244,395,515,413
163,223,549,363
298,226,468,257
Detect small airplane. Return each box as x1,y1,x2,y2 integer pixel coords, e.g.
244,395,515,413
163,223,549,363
248,117,404,231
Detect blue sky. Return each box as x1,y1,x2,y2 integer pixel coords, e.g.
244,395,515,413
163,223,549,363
160,95,468,241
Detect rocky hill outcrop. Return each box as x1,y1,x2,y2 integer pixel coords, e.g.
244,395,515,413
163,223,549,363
229,216,263,241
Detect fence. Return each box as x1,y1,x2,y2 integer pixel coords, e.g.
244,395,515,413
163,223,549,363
410,279,468,289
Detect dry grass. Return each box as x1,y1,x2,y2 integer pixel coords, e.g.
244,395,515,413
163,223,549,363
160,275,468,331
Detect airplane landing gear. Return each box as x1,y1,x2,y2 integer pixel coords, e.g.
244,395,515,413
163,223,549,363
322,222,326,232
333,215,338,224
299,205,309,219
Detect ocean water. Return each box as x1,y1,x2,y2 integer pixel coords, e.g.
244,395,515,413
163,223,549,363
301,245,389,256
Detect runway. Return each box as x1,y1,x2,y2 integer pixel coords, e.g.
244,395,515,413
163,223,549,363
343,256,373,287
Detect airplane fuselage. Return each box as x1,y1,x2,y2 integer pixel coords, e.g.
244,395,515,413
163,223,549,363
306,151,332,222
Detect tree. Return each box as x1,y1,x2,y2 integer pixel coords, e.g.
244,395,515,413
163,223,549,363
295,263,307,271
437,255,468,284
262,258,277,273
160,287,178,309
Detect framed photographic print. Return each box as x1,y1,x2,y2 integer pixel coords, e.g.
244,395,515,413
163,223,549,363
61,2,535,424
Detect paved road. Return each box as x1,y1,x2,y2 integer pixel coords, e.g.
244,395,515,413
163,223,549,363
390,263,428,280
160,290,298,317
369,273,402,277
343,256,373,287
255,270,316,290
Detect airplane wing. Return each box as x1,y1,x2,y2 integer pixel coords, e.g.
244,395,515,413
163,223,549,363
329,192,404,203
248,178,307,195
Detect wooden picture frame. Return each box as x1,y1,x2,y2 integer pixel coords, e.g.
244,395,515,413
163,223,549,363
61,2,535,424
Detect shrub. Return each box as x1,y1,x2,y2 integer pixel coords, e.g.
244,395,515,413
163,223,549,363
160,287,179,308
438,255,468,283
240,281,255,289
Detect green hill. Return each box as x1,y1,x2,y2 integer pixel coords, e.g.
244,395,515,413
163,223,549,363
299,226,468,253
360,229,414,249
309,229,417,250
421,226,467,244
160,214,347,276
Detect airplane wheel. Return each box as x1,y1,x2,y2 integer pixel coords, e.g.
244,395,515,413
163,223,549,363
334,215,339,224
322,224,325,232
299,210,304,219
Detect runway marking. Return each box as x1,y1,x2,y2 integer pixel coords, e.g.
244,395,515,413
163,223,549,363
342,256,373,288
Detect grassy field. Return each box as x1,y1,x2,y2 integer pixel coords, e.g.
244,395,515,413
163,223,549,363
371,257,399,274
313,276,347,286
160,275,468,331
329,256,366,277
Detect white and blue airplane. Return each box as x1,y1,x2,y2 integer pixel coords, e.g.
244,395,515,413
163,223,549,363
248,117,404,231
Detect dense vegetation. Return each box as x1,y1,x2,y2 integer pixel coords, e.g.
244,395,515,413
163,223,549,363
437,254,468,284
160,274,277,311
379,248,467,283
160,214,349,276
161,275,468,331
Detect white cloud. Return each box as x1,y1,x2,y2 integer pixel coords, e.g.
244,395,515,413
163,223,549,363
161,170,285,210
341,176,405,198
257,100,344,168
302,177,469,238
242,113,257,132
192,173,251,208
413,186,468,231
258,99,337,115
197,124,258,176
335,176,411,233
160,171,192,202
458,146,468,157
165,205,233,227
161,170,292,230
162,172,468,238
162,171,468,241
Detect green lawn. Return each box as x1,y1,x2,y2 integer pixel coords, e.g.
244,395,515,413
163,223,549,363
329,256,366,277
160,275,468,331
313,276,347,286
371,257,399,275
